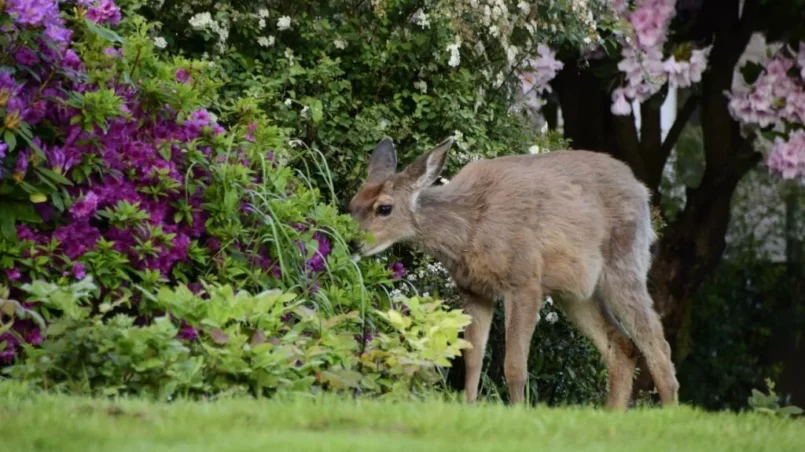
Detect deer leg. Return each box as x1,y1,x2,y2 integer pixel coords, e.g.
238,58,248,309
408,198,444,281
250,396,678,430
600,273,679,407
460,290,494,403
557,296,638,410
503,287,542,405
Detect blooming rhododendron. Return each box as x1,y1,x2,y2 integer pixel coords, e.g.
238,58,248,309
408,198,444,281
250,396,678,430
727,42,805,179
0,0,347,363
606,0,712,115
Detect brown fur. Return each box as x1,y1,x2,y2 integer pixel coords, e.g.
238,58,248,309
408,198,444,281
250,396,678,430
349,138,679,410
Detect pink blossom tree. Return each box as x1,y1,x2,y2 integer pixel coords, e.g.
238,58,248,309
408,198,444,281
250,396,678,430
522,0,805,364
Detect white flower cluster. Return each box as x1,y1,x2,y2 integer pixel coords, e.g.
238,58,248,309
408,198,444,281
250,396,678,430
413,80,428,93
277,16,291,31
447,38,462,67
412,9,431,29
189,11,229,52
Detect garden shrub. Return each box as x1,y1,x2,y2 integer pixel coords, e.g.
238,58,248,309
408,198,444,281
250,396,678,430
120,0,614,405
0,0,471,398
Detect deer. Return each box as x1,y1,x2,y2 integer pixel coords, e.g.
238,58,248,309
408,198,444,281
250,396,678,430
347,136,679,410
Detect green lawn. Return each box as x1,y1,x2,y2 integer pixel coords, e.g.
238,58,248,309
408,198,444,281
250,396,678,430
1,382,803,451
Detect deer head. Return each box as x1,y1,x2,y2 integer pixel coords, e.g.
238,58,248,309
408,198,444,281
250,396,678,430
348,137,454,258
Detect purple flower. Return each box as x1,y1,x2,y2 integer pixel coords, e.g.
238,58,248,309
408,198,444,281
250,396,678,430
389,262,406,279
245,122,257,142
72,262,87,280
54,220,100,259
14,47,40,66
62,49,82,69
175,68,191,83
177,322,198,341
13,151,29,182
44,24,73,45
24,328,44,346
70,191,99,218
16,225,36,241
6,0,60,28
86,0,122,26
0,332,20,362
5,268,21,281
0,141,7,159
104,47,122,58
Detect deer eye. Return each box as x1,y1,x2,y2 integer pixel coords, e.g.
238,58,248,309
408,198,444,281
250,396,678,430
376,205,393,216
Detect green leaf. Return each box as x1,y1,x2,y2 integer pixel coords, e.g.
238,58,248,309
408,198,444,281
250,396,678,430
3,131,17,151
310,99,323,123
778,406,804,416
84,18,125,43
0,212,16,241
29,193,47,204
36,167,74,186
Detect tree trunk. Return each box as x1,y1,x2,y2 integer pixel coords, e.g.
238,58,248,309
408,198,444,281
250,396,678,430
551,0,759,375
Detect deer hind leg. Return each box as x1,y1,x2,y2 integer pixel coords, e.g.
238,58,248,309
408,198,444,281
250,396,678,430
503,286,543,405
599,270,679,406
556,296,637,410
460,290,495,403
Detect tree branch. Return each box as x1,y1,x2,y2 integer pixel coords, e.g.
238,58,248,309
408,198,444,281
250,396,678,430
660,94,700,157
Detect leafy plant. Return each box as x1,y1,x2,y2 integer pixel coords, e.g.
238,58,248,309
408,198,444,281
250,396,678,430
748,379,803,419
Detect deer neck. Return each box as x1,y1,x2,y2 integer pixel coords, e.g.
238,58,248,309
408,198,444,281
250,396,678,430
411,185,472,265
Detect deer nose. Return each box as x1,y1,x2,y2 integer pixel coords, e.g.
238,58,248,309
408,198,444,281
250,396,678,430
347,240,361,254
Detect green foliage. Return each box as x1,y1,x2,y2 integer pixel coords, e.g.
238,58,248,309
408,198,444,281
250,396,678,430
120,0,591,198
748,379,803,419
5,277,470,399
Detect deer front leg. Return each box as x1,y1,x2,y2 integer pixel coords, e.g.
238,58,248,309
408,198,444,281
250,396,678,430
460,290,494,403
503,287,543,405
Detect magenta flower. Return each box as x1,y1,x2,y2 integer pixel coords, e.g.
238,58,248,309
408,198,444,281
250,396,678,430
14,47,40,66
175,68,191,83
389,262,406,279
177,322,198,341
86,0,122,26
5,268,21,281
70,191,99,219
24,328,44,346
72,262,87,280
0,332,20,362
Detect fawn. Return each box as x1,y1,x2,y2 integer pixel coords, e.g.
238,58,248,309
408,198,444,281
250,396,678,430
348,137,679,409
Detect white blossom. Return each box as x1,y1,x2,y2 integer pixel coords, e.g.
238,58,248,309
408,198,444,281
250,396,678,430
447,40,461,67
277,16,292,31
334,38,348,49
545,312,559,324
284,98,293,107
189,12,213,29
258,8,269,18
257,36,275,47
258,18,266,29
413,80,428,93
153,36,167,49
412,9,431,28
528,145,541,154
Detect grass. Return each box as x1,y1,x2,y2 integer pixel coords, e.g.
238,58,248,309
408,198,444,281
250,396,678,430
1,382,803,452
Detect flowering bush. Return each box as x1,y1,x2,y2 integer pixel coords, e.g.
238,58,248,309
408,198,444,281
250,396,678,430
109,0,618,404
122,0,608,192
728,41,805,180
0,1,472,396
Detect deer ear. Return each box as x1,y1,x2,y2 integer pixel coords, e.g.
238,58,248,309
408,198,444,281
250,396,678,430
367,137,397,183
403,137,453,189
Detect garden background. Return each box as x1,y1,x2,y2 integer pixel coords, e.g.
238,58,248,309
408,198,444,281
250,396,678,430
1,0,804,414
